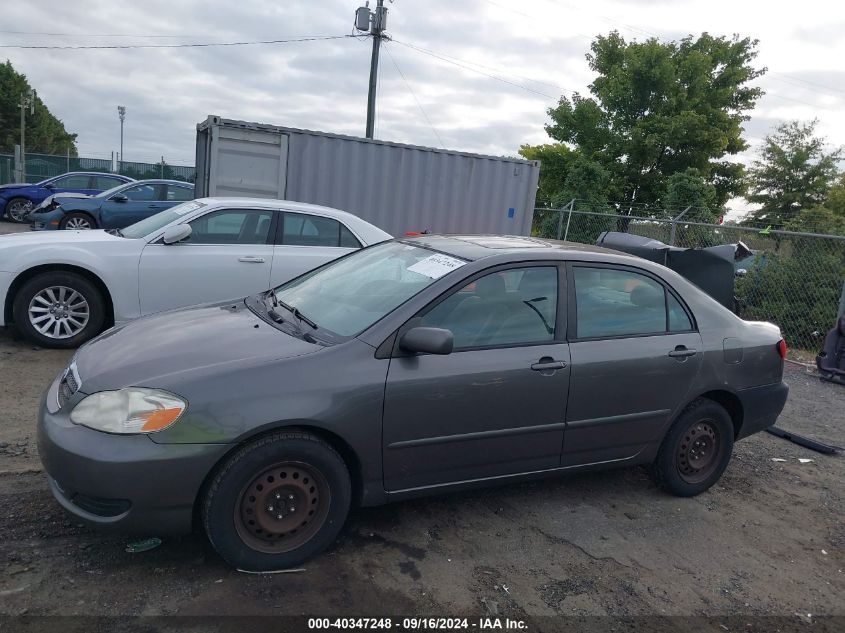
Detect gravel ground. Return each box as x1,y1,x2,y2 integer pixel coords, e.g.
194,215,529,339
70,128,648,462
0,218,843,625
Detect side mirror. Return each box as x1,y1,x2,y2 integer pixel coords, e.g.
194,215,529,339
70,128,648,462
162,224,192,245
111,194,128,203
44,183,55,190
399,327,454,355
735,268,747,277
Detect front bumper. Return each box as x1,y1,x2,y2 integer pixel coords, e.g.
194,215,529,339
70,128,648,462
735,381,789,440
37,384,229,535
28,209,63,230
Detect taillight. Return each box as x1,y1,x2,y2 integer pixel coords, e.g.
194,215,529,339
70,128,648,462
776,339,787,359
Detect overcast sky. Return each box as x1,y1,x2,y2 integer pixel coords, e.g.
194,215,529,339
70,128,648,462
4,0,844,213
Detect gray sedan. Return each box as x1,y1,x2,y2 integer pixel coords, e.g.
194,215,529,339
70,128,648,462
37,236,788,570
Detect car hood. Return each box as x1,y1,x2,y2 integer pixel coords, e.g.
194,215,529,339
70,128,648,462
0,183,29,193
74,301,322,392
0,229,123,249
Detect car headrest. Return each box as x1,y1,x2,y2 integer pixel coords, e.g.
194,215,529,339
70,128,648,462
630,284,664,309
475,273,506,298
518,269,552,300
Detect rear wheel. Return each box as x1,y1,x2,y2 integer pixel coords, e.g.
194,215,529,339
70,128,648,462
203,432,351,570
12,272,106,348
651,399,734,497
5,197,33,222
60,212,96,230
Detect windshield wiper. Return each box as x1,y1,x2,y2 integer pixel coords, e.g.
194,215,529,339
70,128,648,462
265,291,318,329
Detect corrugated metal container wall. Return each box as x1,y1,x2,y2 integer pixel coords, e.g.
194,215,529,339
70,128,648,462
196,117,540,237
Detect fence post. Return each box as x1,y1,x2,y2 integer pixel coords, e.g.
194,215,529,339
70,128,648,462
557,199,576,241
839,281,845,319
669,206,692,246
66,146,70,173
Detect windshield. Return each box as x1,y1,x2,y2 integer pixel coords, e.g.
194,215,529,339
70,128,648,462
272,242,467,337
120,201,206,239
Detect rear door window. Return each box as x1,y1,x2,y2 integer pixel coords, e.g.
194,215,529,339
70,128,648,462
281,212,361,247
166,185,194,201
573,266,671,338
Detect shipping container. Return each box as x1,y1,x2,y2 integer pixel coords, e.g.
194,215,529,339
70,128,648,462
195,116,540,236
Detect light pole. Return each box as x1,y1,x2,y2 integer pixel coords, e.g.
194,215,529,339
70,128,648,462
18,90,35,182
117,105,126,171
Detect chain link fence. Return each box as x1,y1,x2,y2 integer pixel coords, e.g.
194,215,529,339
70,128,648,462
0,153,195,184
534,204,845,356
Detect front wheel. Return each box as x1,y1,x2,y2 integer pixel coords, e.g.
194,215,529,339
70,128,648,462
5,197,33,222
60,212,96,230
203,431,351,570
12,272,106,348
651,399,734,497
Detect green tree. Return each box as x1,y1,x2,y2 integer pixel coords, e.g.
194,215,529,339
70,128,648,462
522,32,764,215
0,60,78,155
781,173,845,235
664,168,719,221
746,120,842,226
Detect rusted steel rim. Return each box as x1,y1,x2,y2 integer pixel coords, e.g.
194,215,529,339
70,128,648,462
235,461,330,554
677,420,720,484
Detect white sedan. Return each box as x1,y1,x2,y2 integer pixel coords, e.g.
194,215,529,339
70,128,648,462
0,198,391,348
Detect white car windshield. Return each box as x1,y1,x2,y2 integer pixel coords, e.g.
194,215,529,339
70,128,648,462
120,201,206,239
273,241,467,337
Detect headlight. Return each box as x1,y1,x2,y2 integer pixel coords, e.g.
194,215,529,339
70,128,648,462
70,388,187,434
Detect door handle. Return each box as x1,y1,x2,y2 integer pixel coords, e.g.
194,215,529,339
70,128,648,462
238,256,266,263
668,346,697,358
530,357,567,371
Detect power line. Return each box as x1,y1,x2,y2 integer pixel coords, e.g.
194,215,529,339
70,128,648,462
383,42,444,147
396,40,575,95
0,34,362,50
0,29,211,38
392,39,559,100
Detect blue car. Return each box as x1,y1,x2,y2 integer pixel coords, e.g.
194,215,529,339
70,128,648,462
29,179,195,231
0,172,134,222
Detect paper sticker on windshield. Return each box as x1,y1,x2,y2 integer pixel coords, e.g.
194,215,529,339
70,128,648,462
407,254,466,279
173,201,204,215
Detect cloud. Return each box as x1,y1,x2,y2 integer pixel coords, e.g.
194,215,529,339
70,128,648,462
1,0,843,180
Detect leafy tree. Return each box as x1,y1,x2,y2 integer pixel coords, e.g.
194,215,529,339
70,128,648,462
518,143,578,208
781,173,845,235
664,168,719,221
0,60,77,155
745,120,842,226
522,32,764,215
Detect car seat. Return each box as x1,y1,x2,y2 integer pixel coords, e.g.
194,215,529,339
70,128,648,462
817,316,845,386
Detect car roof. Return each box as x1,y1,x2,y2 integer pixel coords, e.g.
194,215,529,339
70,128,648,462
198,197,364,222
49,172,133,179
120,179,193,186
399,234,631,262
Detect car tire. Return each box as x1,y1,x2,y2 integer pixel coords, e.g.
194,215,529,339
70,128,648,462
12,272,106,348
60,212,97,230
5,197,33,223
651,398,734,497
203,431,352,571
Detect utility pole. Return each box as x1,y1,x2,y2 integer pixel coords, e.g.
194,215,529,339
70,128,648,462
18,90,35,182
356,1,388,139
117,105,126,171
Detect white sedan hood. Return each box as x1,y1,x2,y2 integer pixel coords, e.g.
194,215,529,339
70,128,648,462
0,229,124,249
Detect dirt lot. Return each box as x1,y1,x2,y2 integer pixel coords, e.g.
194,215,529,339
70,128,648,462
0,219,843,626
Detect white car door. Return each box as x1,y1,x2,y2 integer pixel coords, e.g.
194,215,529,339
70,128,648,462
138,207,276,315
268,211,361,286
